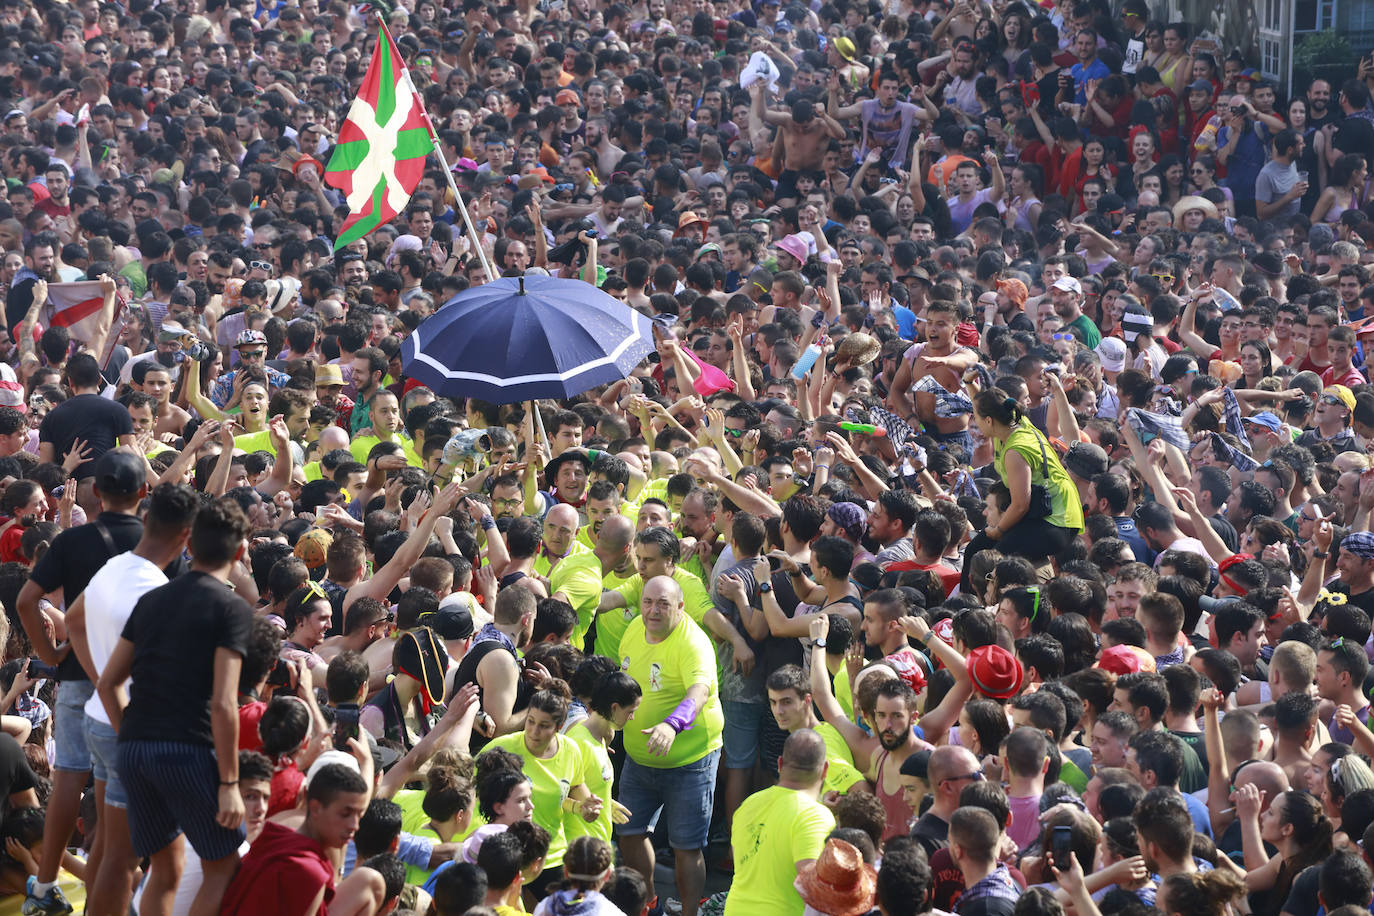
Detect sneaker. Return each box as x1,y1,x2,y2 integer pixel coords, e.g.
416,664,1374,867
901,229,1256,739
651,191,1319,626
22,877,73,916
662,899,683,916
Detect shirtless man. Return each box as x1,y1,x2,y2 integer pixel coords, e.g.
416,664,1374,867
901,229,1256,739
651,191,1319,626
138,363,191,437
807,613,971,842
888,300,979,454
752,82,844,205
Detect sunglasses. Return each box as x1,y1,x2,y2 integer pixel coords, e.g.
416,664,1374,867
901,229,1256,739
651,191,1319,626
941,771,986,785
240,349,266,359
1026,584,1042,621
253,242,272,251
724,427,745,438
250,260,272,272
1151,273,1175,282
1051,332,1075,341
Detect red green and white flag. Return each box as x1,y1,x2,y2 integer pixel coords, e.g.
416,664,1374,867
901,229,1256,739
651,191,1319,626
324,24,432,247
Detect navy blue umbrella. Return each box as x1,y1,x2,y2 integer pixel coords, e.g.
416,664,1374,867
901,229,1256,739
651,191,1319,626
400,275,656,404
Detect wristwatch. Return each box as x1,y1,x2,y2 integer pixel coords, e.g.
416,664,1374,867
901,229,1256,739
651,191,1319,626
815,638,827,648
758,581,773,593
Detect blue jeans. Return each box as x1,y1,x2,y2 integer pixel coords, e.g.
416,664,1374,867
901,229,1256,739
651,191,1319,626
53,680,94,773
615,749,720,850
721,700,769,769
85,716,127,808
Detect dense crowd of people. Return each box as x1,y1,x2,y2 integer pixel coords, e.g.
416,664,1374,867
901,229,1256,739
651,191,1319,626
0,0,1370,915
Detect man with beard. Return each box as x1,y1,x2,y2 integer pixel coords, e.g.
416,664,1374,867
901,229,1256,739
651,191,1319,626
336,250,369,297
1051,275,1101,347
209,330,289,410
1307,78,1337,130
5,234,55,334
119,321,192,387
808,613,972,842
584,116,624,181
889,300,979,455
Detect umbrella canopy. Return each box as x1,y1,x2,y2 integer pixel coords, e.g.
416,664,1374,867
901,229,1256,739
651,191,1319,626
400,275,656,404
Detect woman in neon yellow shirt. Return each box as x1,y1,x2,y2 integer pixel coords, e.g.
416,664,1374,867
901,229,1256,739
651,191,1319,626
566,671,642,845
402,764,474,887
485,680,603,903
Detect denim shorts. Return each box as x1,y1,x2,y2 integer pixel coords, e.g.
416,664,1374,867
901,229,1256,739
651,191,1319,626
615,749,720,850
53,680,94,774
84,716,126,809
120,739,245,861
721,700,769,770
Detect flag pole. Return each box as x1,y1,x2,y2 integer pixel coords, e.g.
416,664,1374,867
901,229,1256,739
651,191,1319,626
376,14,495,282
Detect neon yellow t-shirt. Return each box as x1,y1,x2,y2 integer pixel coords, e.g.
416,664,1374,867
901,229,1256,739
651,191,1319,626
722,785,835,916
233,428,275,455
564,719,616,845
548,552,603,648
815,721,867,795
487,731,590,869
533,541,591,579
350,434,422,467
600,567,713,660
618,614,723,769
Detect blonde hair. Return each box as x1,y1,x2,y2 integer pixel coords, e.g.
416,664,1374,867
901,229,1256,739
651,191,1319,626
1269,642,1316,693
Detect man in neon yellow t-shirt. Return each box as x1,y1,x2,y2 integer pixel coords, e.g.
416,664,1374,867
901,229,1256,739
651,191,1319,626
349,389,421,466
723,729,835,916
550,515,635,650
766,665,868,798
593,526,715,660
616,575,724,916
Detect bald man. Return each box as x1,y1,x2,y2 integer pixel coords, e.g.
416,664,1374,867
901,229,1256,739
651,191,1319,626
724,730,835,916
533,503,590,577
617,575,725,916
911,745,984,857
550,515,636,650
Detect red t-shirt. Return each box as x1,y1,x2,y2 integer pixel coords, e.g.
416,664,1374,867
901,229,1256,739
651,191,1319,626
238,701,266,752
1322,364,1367,387
221,822,334,916
885,559,961,598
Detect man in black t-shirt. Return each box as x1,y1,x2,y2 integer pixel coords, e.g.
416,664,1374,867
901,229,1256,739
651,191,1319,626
97,498,255,916
36,353,135,517
16,449,145,916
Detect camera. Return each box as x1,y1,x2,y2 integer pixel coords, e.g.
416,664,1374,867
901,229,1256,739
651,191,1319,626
267,657,292,688
186,340,214,362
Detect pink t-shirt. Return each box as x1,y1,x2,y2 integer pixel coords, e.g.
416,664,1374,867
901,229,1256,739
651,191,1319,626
1008,794,1042,851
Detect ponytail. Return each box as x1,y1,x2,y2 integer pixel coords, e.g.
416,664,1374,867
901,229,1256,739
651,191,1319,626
973,387,1024,427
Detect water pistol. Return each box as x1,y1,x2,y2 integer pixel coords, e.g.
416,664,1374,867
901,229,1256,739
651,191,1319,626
839,421,886,436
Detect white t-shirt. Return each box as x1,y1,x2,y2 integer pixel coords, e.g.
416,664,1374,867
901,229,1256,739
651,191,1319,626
82,552,168,724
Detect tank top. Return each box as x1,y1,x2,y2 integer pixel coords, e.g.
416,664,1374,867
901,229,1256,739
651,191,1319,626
452,638,532,753
875,748,913,842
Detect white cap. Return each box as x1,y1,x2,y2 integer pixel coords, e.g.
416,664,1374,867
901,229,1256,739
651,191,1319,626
1051,276,1083,295
305,749,360,787
1095,337,1127,373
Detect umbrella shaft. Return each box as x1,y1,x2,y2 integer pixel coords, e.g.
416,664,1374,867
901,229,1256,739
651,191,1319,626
428,135,495,282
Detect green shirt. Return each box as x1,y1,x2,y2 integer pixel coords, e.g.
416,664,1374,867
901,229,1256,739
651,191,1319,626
487,731,591,869
995,417,1084,532
1066,313,1101,348
548,552,603,648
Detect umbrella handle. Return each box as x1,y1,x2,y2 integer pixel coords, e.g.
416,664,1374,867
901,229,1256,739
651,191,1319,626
531,400,553,466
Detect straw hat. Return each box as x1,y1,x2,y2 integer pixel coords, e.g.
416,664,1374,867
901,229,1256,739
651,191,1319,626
794,839,877,916
1172,195,1219,224
835,331,881,368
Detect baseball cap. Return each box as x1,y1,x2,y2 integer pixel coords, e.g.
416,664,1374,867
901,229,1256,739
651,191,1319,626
996,277,1028,306
92,450,146,497
431,605,475,641
1241,411,1282,433
1095,644,1156,676
294,528,333,569
305,750,360,787
555,88,580,105
1051,276,1082,295
234,329,268,348
1188,79,1213,94
1095,337,1127,372
1062,441,1110,480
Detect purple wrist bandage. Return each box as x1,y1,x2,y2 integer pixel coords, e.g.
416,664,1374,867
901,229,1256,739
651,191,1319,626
663,697,699,734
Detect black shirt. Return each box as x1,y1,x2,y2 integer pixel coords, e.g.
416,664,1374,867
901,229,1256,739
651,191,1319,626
0,733,36,800
28,512,143,682
911,810,950,857
38,393,134,479
4,277,34,333
119,571,254,747
1333,114,1374,160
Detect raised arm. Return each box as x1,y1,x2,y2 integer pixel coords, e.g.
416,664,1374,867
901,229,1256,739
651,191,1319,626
808,615,873,762
1178,285,1215,357
899,615,969,744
